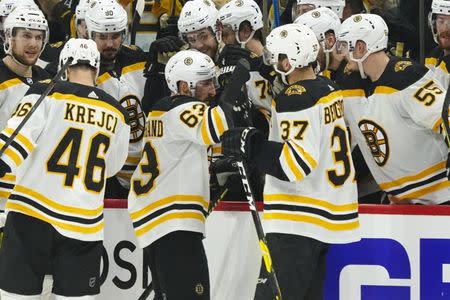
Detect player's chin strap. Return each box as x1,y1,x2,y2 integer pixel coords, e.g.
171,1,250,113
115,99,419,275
349,51,370,79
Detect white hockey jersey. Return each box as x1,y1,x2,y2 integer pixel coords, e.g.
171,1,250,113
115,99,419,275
0,61,50,203
96,45,147,189
0,81,130,241
425,46,450,90
128,95,228,248
262,76,360,244
342,57,450,205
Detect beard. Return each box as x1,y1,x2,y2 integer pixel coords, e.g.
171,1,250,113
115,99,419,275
438,31,450,50
12,49,39,66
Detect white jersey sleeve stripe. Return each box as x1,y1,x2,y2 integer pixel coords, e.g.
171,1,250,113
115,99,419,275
6,201,104,234
134,211,206,237
4,128,35,152
264,193,358,212
289,141,318,170
211,106,227,136
263,212,359,232
130,194,208,220
280,143,305,181
0,141,22,166
200,108,214,145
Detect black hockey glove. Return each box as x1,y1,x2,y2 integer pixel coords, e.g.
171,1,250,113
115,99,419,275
221,90,253,128
218,44,252,67
0,159,11,178
146,36,184,66
158,16,179,39
210,156,238,174
221,127,265,161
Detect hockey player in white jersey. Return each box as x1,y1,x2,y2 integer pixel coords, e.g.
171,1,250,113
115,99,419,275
85,0,147,198
128,49,236,299
0,7,50,227
426,0,450,88
0,38,130,299
221,23,360,300
337,13,450,205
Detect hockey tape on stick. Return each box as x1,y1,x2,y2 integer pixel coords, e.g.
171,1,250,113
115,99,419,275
0,57,74,161
219,58,251,128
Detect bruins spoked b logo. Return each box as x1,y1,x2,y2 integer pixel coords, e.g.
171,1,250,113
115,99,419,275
120,95,145,143
358,119,389,166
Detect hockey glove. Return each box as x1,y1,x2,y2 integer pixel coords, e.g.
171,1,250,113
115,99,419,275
158,16,179,39
146,36,184,66
0,159,11,178
221,127,265,161
218,44,252,67
210,156,238,174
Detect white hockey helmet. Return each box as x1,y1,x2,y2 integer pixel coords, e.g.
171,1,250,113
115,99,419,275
0,0,37,17
178,0,219,36
59,38,101,81
165,49,216,95
292,0,345,20
429,0,450,44
294,7,341,70
337,13,388,78
76,0,93,25
265,23,319,82
219,0,263,32
85,0,128,39
3,7,49,53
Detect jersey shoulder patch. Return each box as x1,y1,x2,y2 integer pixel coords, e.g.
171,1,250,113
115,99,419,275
373,57,428,93
275,77,337,113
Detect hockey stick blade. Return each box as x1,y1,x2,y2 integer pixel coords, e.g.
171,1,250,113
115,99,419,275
0,57,73,160
219,58,251,129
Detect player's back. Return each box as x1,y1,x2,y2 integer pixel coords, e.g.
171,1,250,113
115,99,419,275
264,76,359,244
128,95,228,248
1,80,130,240
342,57,450,204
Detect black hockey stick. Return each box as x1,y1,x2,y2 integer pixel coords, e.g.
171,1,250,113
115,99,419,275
442,84,450,143
0,57,73,161
221,60,282,299
138,281,153,300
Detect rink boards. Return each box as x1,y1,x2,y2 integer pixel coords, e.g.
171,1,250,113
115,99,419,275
101,201,450,300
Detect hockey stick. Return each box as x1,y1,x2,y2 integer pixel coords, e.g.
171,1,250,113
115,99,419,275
138,281,153,300
222,60,282,299
442,84,450,143
0,57,73,161
273,0,280,28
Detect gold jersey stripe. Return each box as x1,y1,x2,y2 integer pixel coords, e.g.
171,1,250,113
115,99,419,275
0,191,11,198
131,194,208,220
425,57,438,67
291,142,317,169
282,144,303,181
316,91,343,105
264,193,358,212
6,202,104,234
14,185,103,217
0,174,15,182
399,180,450,200
379,161,446,190
0,142,21,166
201,111,214,145
50,92,125,122
4,128,34,152
0,78,23,91
148,111,166,117
263,212,359,231
96,72,112,85
212,107,226,136
122,62,146,75
341,89,365,98
373,86,399,95
135,211,205,237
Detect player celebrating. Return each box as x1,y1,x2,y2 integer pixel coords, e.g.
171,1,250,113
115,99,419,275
0,6,50,215
426,0,450,88
128,49,237,299
337,13,450,205
85,0,148,198
221,23,360,299
0,38,130,299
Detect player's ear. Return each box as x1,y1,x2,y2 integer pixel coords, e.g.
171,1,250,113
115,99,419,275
355,40,367,55
238,21,252,41
178,81,191,96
